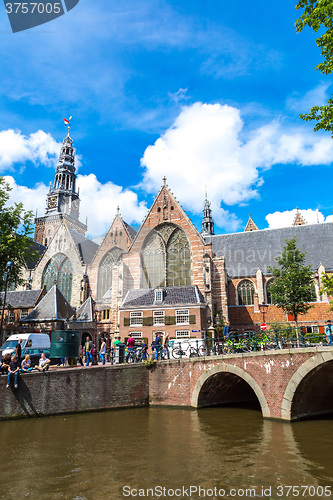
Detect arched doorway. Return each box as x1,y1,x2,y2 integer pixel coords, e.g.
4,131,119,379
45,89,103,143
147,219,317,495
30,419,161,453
191,365,270,417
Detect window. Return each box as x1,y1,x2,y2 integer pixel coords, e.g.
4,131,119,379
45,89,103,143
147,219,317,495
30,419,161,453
130,332,143,338
266,280,276,305
176,309,189,324
305,325,319,334
141,224,191,289
176,330,190,338
8,310,14,324
43,253,73,303
154,289,163,303
20,308,29,319
237,280,255,306
101,309,110,321
130,311,143,326
153,310,165,325
97,248,123,299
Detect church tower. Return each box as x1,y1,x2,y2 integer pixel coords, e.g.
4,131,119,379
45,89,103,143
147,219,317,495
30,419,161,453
201,193,215,236
34,120,87,246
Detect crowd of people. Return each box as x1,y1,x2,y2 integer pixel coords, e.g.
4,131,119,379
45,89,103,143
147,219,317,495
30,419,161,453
1,351,51,389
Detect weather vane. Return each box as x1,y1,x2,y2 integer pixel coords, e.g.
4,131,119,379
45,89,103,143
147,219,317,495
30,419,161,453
63,116,72,134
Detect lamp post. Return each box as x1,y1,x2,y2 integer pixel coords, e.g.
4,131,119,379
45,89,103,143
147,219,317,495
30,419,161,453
0,261,14,345
259,302,268,324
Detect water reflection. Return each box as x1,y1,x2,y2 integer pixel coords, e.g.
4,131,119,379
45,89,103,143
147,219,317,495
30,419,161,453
0,408,332,499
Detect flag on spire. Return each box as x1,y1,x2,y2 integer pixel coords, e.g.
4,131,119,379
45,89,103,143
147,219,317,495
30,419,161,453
64,116,72,126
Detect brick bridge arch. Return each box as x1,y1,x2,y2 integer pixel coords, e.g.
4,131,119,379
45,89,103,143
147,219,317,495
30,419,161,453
190,364,270,418
148,347,333,421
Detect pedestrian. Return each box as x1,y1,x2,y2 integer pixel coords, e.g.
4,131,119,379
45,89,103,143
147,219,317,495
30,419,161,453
20,354,33,373
84,336,93,366
139,341,148,361
99,337,106,365
152,333,162,360
223,321,230,341
7,355,20,388
36,352,51,372
16,338,22,364
126,334,135,362
163,333,170,360
1,353,11,375
325,320,332,346
78,344,83,366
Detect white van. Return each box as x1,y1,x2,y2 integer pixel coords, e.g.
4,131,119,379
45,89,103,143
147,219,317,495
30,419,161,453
0,333,50,359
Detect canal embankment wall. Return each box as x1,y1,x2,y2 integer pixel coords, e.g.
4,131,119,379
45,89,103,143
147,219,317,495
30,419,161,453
0,364,149,420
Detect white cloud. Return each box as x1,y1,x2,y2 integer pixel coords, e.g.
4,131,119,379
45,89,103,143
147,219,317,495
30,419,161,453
140,102,333,229
0,129,60,172
76,174,147,238
286,83,330,113
266,209,325,229
3,174,147,239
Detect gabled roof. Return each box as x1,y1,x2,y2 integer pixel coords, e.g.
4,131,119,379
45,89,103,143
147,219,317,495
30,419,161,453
0,289,44,309
21,285,74,322
26,241,46,269
123,220,137,240
67,228,99,265
205,222,333,277
75,296,94,322
293,208,307,226
121,285,205,308
244,214,258,232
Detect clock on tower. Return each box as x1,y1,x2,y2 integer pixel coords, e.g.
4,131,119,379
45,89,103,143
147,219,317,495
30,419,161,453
48,196,57,209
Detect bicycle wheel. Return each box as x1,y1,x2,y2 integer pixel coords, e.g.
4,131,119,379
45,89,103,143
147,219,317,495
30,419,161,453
189,348,197,358
198,345,207,356
172,348,183,359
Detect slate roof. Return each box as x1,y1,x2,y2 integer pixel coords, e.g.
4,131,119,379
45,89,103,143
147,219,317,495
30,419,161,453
121,285,205,308
204,222,333,277
0,289,43,309
26,241,46,269
21,285,74,322
68,228,99,265
75,296,94,322
123,221,137,240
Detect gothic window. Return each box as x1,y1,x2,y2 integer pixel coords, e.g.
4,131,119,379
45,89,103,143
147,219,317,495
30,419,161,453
141,224,191,288
42,253,73,303
238,279,255,306
167,229,191,287
142,233,166,289
97,248,123,299
266,280,276,305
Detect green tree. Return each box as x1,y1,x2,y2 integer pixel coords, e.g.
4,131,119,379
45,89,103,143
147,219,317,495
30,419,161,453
268,237,316,341
320,272,333,308
295,1,333,134
0,176,37,292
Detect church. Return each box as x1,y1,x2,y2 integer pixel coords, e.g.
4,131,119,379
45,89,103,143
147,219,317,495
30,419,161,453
9,127,333,343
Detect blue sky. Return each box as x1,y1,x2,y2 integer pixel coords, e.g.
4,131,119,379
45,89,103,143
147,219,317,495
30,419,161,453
1,0,333,239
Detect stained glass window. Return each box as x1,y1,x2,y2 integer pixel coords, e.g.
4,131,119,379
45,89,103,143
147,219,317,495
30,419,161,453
42,253,73,303
141,224,191,288
238,280,255,305
97,248,123,299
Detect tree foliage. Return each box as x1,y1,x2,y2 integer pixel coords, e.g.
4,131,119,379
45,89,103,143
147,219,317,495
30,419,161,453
268,237,316,325
295,0,333,134
320,272,333,308
0,176,37,289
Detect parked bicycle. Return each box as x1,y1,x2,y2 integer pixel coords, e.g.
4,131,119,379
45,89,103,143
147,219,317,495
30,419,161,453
172,340,206,359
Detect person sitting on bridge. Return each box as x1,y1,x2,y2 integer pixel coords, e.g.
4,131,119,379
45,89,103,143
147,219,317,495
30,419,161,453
126,334,135,362
1,353,11,375
6,355,20,388
36,353,51,372
20,354,33,373
325,320,332,346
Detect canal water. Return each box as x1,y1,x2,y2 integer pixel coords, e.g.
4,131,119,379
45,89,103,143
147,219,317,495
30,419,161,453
0,407,332,500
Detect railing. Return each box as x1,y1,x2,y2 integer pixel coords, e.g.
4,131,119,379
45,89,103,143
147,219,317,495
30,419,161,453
103,326,332,364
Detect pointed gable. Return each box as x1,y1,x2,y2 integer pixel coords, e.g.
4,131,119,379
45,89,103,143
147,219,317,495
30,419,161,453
21,285,74,322
293,208,307,226
244,214,259,232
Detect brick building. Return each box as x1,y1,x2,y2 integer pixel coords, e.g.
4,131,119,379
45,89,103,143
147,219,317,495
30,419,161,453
7,129,333,344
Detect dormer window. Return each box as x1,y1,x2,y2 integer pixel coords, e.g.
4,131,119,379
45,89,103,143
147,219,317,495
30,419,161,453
154,289,163,303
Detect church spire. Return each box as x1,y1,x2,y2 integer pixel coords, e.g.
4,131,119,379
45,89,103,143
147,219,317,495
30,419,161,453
201,192,215,236
45,119,80,219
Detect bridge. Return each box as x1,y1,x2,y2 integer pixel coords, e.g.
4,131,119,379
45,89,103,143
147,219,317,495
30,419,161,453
1,347,333,421
149,347,333,421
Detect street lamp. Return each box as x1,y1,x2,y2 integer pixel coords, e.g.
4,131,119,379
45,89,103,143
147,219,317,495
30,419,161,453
0,261,14,345
259,302,268,324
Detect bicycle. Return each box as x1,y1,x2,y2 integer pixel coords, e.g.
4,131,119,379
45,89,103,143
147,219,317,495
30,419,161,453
172,340,206,359
126,347,140,363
